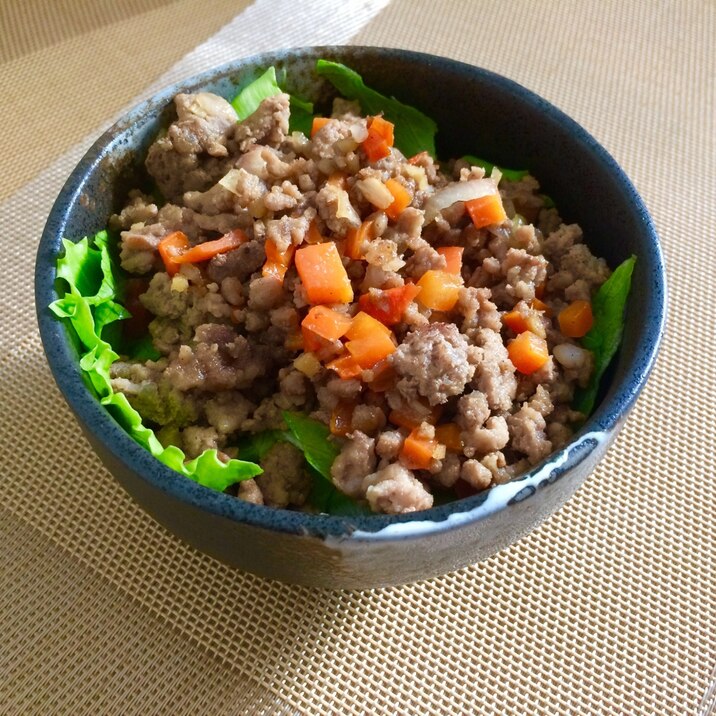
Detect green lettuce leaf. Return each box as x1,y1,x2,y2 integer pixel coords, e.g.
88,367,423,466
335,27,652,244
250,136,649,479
573,255,637,415
461,154,529,182
282,411,340,480
231,66,283,120
231,66,315,135
50,232,262,491
308,467,371,516
235,430,288,463
316,59,437,158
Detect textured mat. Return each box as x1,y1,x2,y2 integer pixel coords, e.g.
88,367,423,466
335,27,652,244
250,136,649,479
1,0,714,714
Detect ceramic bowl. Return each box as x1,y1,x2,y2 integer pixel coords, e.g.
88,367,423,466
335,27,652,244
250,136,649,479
35,46,666,589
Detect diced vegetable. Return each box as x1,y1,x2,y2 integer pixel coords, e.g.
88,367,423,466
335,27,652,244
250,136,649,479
573,256,636,415
434,423,463,452
306,220,324,244
535,282,546,299
263,240,296,283
384,178,411,220
295,242,354,304
363,359,395,392
345,219,373,260
465,194,507,229
345,330,396,369
231,67,281,119
507,330,549,374
358,284,421,326
502,309,530,335
311,117,331,137
423,178,498,223
158,231,189,276
345,310,392,340
344,311,396,368
301,305,352,341
362,115,395,162
416,270,462,311
389,404,442,431
330,401,355,436
293,351,322,378
174,229,248,265
326,353,363,379
400,427,444,470
436,246,463,275
315,60,437,158
558,300,594,338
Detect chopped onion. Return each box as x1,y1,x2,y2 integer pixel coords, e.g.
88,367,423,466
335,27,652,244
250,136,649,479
403,164,428,191
333,187,361,225
553,343,589,369
218,169,244,195
349,121,369,143
423,178,498,223
185,92,237,122
356,177,393,209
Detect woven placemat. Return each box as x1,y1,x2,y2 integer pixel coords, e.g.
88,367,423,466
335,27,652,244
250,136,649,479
2,1,715,714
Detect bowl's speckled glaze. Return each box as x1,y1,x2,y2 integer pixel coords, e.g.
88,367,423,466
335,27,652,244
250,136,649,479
35,47,666,589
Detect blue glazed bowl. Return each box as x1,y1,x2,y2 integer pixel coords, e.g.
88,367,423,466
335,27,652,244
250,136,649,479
35,47,666,589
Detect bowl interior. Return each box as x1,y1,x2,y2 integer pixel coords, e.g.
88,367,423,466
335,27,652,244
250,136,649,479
36,46,665,538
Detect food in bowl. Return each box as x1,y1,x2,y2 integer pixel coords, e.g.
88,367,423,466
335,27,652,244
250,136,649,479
51,60,635,516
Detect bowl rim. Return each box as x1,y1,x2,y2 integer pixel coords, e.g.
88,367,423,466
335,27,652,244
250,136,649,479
35,45,667,541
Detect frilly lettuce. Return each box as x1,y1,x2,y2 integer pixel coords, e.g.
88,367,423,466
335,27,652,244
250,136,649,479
49,231,262,491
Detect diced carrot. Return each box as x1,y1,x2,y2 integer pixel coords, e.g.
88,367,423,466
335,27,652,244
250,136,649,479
326,353,363,380
369,116,394,145
301,305,352,342
295,242,354,304
362,116,395,163
465,194,507,229
507,330,549,374
436,246,464,275
530,297,551,316
400,428,441,470
173,229,247,265
345,331,396,369
389,405,442,431
416,270,462,311
306,220,324,245
558,300,593,338
262,241,296,284
330,401,355,436
345,219,373,260
311,117,331,137
535,282,546,299
158,231,189,276
384,178,411,220
434,423,464,452
357,284,422,326
301,325,322,353
345,311,392,340
502,309,531,334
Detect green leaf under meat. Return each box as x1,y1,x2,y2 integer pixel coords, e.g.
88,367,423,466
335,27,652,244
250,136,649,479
461,154,529,183
231,66,315,135
315,59,438,159
573,255,637,415
50,232,262,491
282,411,340,481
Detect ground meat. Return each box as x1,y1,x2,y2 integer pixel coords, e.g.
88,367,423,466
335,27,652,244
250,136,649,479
507,389,554,464
471,328,517,412
237,479,264,505
391,323,479,406
376,430,405,461
234,93,290,151
330,431,377,498
315,182,361,236
109,87,616,516
182,426,220,459
204,391,253,435
206,240,265,283
362,464,434,514
257,441,311,508
460,459,492,490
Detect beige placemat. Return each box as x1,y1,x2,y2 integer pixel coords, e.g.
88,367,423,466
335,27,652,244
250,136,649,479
2,1,715,714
